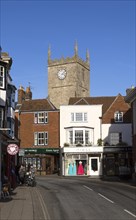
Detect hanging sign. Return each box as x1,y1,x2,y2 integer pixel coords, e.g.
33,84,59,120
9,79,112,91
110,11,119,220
7,144,19,155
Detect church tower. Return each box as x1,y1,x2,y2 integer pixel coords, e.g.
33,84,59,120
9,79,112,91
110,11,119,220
48,43,90,108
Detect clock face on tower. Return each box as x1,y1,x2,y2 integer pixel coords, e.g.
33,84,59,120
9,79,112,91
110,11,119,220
57,69,67,80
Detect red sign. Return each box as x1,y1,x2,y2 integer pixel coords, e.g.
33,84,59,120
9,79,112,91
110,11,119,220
7,144,19,155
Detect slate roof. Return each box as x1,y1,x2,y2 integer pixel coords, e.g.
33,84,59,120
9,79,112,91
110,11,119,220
19,99,57,112
69,96,118,114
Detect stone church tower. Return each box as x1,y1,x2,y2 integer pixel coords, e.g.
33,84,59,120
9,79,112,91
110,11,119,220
48,43,90,108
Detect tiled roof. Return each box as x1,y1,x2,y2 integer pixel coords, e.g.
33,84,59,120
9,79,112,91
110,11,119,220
125,87,136,103
69,96,116,114
19,99,57,112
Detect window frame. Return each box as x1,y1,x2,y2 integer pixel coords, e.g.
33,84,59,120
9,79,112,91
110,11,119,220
110,132,122,146
68,128,91,146
34,131,48,146
34,112,48,124
71,112,88,122
0,66,5,88
114,111,123,123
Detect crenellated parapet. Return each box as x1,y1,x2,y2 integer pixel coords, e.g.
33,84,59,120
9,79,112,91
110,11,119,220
48,42,90,70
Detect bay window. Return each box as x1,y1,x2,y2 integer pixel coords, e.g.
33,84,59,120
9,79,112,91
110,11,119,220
75,130,83,144
67,127,93,146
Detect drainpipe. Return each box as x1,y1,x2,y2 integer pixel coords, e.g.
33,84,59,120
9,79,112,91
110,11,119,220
99,117,102,141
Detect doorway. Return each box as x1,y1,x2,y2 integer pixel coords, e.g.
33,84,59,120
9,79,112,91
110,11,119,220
89,157,100,176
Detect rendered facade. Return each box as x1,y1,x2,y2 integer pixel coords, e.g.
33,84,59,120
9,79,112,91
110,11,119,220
60,96,132,177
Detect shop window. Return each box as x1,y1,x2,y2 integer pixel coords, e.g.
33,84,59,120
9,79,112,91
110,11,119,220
114,111,123,122
24,157,42,170
110,132,122,145
34,132,48,145
34,112,48,124
66,160,87,176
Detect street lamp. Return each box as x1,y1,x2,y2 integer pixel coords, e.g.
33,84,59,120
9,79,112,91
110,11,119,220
0,128,10,200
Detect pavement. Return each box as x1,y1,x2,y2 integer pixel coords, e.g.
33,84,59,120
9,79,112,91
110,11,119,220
0,186,35,220
0,176,136,220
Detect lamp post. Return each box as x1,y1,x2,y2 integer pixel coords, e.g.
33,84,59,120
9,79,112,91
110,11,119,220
0,128,10,200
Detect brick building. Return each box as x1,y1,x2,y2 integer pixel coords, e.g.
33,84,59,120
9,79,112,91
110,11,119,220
15,86,60,175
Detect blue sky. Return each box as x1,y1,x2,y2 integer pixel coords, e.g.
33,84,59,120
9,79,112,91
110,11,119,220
1,0,135,100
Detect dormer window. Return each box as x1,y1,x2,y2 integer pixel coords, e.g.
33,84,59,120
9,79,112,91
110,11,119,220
0,66,5,88
114,111,123,122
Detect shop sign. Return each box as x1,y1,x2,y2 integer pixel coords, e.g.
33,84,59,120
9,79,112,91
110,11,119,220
19,149,25,156
63,147,103,153
103,147,132,153
24,148,59,155
7,144,19,155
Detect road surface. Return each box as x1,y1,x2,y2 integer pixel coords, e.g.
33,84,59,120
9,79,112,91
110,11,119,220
34,176,136,220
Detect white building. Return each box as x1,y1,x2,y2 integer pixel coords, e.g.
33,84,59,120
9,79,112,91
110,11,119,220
60,96,132,178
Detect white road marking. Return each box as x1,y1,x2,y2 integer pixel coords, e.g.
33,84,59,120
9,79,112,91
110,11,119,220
98,193,114,203
83,185,136,218
83,185,93,191
124,209,136,218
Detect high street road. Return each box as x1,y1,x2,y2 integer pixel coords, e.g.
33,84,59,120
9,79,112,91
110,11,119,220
34,176,136,220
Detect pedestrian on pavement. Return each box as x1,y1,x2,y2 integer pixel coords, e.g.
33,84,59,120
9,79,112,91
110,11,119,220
10,162,17,189
19,163,26,185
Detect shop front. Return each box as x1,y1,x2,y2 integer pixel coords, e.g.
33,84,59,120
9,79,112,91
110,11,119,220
60,147,103,177
19,148,60,175
103,146,132,178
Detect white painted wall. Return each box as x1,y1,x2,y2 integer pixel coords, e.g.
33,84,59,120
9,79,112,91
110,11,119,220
0,90,6,106
60,104,102,147
102,123,132,146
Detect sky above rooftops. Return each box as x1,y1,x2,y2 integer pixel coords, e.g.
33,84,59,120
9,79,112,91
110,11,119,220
1,0,135,100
